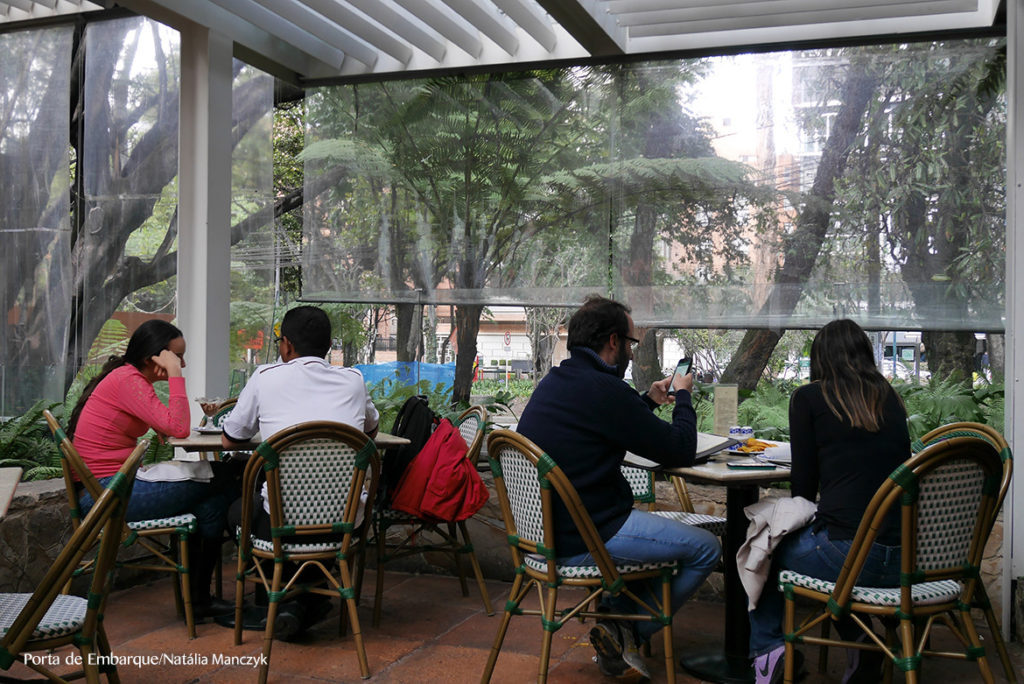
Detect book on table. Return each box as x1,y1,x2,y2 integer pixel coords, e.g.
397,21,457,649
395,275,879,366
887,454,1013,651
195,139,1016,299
626,432,741,470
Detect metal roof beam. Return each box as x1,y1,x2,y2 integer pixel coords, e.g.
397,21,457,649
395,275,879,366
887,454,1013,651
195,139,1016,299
533,0,624,55
300,0,414,64
492,0,558,51
207,0,346,69
394,0,483,58
247,0,379,68
343,0,448,62
441,0,519,55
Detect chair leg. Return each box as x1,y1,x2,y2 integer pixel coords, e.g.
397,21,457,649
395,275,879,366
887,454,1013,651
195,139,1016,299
178,532,196,639
899,618,918,684
783,591,796,684
818,619,831,674
457,521,493,616
338,551,371,678
448,522,471,597
537,584,559,683
481,572,525,684
661,570,676,684
976,585,1017,683
958,605,996,684
373,517,387,628
258,563,285,684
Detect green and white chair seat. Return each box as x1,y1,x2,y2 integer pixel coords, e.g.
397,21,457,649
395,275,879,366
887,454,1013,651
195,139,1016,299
651,510,728,536
127,513,197,531
524,554,678,579
251,536,354,554
779,570,960,606
0,594,87,639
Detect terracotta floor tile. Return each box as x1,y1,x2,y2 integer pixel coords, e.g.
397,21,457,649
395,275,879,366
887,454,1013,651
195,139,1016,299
7,571,1021,683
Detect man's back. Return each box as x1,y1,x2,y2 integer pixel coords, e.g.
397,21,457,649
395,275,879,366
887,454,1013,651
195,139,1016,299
223,356,378,442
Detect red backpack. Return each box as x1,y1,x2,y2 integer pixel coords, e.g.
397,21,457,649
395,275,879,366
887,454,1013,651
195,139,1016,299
390,418,489,522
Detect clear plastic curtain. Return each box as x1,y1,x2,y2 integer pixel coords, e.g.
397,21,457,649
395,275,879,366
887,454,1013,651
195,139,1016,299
227,62,275,369
0,26,72,415
77,17,180,368
301,40,1005,333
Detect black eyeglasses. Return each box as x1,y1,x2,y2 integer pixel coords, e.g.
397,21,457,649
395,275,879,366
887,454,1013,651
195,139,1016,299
274,336,283,344
625,335,641,350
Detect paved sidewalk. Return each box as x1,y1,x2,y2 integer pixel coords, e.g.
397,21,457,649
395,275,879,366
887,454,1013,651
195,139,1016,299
5,570,1022,682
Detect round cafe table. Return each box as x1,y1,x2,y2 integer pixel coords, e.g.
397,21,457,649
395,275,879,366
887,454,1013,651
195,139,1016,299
623,451,790,684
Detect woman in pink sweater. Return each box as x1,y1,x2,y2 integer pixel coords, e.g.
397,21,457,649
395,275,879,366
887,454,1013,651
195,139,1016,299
69,319,232,621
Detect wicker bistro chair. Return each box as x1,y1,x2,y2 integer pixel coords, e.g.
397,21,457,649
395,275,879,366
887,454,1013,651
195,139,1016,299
0,439,147,683
233,420,381,683
778,435,1005,684
912,421,1015,683
620,464,727,536
483,430,681,684
43,410,199,639
368,405,494,627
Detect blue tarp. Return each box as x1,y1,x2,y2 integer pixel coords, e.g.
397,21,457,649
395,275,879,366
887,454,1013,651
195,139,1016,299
355,361,456,392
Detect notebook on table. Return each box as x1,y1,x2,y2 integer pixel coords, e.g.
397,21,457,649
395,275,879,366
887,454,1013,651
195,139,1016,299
626,432,741,470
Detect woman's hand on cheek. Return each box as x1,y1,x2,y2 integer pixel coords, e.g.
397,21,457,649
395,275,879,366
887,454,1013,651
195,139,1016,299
151,350,183,378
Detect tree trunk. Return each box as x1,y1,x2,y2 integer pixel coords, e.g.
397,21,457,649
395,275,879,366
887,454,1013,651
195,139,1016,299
394,303,417,363
721,65,879,392
452,304,483,405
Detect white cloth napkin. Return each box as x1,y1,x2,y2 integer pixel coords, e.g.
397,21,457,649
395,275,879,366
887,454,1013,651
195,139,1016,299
137,460,214,483
758,443,791,464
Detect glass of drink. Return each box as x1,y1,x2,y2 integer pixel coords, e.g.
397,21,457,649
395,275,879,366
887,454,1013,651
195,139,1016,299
195,397,224,418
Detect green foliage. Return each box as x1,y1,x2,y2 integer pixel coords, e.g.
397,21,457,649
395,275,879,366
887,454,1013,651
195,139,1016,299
368,377,516,435
0,399,63,481
736,383,792,441
894,377,1003,440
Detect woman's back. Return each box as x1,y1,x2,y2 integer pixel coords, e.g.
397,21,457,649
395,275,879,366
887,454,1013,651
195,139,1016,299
789,381,909,544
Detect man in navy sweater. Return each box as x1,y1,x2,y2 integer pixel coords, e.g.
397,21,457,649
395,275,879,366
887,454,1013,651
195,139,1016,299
517,296,721,681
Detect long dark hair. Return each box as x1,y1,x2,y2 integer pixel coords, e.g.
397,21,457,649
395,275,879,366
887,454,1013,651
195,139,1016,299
67,319,184,436
809,319,900,432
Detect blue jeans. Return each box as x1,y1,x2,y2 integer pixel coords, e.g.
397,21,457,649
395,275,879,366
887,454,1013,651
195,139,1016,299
80,478,229,540
560,509,722,642
748,523,901,656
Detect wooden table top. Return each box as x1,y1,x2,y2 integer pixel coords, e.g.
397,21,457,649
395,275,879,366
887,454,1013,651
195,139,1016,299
168,430,410,453
624,451,790,487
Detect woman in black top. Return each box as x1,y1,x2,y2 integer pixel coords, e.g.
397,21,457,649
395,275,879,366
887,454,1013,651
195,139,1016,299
751,319,909,684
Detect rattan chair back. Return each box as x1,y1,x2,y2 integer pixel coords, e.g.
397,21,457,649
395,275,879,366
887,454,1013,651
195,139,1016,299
455,405,487,464
0,439,146,680
780,435,1004,684
483,429,679,683
620,464,657,507
235,420,379,682
43,410,199,637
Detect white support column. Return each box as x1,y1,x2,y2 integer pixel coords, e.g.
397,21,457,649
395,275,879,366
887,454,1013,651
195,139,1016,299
177,23,233,399
1006,0,1023,638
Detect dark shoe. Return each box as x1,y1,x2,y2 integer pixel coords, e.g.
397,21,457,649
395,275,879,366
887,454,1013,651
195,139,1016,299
214,602,267,630
590,620,649,681
212,601,304,642
298,597,332,629
191,597,234,622
842,634,884,684
271,603,305,642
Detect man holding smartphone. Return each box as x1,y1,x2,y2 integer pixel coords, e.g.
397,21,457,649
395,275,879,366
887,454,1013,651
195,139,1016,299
517,295,721,681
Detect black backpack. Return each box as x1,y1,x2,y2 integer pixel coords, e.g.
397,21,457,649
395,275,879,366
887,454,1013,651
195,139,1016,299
380,395,438,505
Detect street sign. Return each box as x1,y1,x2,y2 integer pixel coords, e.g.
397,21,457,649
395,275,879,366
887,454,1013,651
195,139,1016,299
503,331,511,346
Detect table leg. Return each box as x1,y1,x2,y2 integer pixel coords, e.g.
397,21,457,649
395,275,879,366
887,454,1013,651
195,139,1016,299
679,484,760,684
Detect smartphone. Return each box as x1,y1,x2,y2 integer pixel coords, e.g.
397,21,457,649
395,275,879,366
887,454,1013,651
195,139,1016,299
666,357,693,396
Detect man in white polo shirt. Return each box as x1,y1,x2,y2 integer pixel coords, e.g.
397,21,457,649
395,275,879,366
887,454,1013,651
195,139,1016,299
221,305,379,445
220,305,380,637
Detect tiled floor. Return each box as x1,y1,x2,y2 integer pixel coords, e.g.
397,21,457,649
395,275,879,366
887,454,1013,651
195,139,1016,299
5,570,1023,682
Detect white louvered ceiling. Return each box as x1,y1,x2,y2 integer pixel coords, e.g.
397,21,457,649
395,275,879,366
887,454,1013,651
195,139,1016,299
0,0,1004,81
